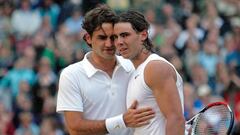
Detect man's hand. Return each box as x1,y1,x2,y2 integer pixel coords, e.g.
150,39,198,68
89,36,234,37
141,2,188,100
123,100,155,127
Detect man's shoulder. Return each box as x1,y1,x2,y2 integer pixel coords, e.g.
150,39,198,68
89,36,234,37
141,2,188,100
60,62,84,76
146,54,176,74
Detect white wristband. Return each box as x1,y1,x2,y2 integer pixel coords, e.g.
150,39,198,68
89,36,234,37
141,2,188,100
105,114,126,133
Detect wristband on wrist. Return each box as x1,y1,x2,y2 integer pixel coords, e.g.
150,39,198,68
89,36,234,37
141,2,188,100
105,114,126,133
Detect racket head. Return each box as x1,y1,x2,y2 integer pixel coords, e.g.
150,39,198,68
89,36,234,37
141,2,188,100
187,102,234,135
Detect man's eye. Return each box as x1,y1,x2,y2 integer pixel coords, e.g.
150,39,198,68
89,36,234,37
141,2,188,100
121,33,129,37
98,36,107,40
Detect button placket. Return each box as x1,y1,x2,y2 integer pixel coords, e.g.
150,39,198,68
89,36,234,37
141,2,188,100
109,81,116,96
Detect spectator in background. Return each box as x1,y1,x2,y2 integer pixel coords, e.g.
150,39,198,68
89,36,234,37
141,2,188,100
200,1,225,35
220,32,236,61
15,111,39,135
22,46,37,69
189,63,208,88
175,14,204,55
13,92,33,130
0,57,36,100
31,57,57,122
11,0,42,56
215,0,240,18
40,116,64,135
144,8,157,40
182,31,201,80
31,31,57,70
160,3,181,47
183,82,196,120
36,15,54,39
57,0,82,25
226,17,240,70
38,0,60,31
11,0,42,38
10,80,33,127
0,101,15,135
0,1,14,40
198,27,220,91
54,24,75,68
18,80,32,99
64,7,83,35
0,40,15,78
34,57,57,89
215,62,231,96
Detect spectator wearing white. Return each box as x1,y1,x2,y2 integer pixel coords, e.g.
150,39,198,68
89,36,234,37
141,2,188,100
11,0,42,38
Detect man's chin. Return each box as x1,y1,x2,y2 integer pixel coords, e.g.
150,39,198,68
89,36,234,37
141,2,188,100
120,54,130,59
103,53,115,59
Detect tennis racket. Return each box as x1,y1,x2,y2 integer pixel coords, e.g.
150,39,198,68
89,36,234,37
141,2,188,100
186,102,234,135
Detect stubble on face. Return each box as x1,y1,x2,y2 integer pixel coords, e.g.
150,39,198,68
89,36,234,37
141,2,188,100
91,23,116,61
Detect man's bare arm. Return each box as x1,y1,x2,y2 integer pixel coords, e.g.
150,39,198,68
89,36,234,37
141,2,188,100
64,101,155,135
145,61,185,135
64,111,106,135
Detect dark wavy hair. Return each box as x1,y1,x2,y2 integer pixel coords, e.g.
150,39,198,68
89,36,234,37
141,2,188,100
82,4,117,36
117,10,154,52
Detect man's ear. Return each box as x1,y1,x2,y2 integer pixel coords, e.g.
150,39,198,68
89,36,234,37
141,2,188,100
83,33,92,47
140,30,148,41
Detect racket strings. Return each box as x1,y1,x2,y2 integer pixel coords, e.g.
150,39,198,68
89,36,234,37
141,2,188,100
193,105,232,135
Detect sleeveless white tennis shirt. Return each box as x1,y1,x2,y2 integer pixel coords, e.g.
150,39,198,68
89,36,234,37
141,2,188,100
126,54,184,135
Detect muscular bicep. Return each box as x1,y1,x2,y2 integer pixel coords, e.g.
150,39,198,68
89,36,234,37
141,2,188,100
144,61,183,118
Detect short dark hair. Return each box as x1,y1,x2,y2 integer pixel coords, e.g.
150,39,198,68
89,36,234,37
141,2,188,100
82,4,117,36
117,10,154,52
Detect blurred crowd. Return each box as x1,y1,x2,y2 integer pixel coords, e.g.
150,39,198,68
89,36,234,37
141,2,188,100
0,0,239,134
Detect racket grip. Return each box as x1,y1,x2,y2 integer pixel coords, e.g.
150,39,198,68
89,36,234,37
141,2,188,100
185,123,192,135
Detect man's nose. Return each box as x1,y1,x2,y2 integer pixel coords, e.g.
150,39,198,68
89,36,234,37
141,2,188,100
114,37,123,46
105,38,113,47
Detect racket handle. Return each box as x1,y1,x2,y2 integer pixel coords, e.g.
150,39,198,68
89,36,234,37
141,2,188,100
185,123,191,135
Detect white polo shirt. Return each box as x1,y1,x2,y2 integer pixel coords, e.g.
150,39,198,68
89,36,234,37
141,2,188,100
56,52,134,135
